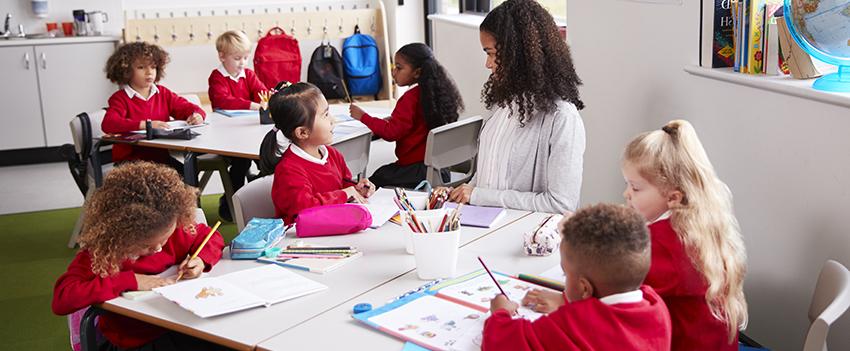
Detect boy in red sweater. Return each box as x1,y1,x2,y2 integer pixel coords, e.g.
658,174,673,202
102,42,206,165
349,43,463,188
207,30,268,221
258,82,374,224
52,162,226,350
483,204,672,351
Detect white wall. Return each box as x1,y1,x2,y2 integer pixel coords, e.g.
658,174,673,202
433,2,850,349
431,15,490,116
566,0,850,349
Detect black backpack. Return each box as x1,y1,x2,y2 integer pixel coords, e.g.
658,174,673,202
307,43,350,100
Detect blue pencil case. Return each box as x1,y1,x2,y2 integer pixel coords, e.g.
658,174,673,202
230,218,286,260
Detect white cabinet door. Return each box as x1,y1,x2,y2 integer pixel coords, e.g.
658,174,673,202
0,46,46,149
36,42,116,146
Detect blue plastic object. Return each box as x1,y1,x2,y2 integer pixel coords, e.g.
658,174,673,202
783,2,850,92
230,218,285,259
353,303,372,314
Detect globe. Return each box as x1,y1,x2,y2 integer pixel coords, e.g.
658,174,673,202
784,0,850,92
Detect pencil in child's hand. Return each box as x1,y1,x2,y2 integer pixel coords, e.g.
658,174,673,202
478,256,508,297
176,221,221,281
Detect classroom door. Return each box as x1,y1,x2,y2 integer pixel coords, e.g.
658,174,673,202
0,46,45,150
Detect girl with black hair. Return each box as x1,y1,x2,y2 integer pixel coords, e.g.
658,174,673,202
349,43,464,188
259,82,375,224
446,0,586,214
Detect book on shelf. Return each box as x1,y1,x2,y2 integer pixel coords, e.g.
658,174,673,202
701,0,736,68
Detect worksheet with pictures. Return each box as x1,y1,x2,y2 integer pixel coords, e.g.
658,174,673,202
435,271,553,321
365,294,487,351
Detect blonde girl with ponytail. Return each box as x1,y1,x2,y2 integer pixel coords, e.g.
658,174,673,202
622,119,747,350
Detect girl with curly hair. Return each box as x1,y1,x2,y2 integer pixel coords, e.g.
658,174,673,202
349,43,464,188
52,162,226,350
447,0,586,214
102,42,206,166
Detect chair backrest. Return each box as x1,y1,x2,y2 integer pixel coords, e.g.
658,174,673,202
69,110,107,160
181,94,202,107
334,131,373,180
803,260,850,351
423,115,483,187
232,175,276,231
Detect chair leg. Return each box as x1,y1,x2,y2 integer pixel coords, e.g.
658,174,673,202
80,306,105,351
217,162,235,217
67,212,84,248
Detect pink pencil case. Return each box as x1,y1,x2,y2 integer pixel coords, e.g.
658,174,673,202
295,203,372,238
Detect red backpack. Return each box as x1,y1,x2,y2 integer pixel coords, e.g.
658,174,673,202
254,27,302,87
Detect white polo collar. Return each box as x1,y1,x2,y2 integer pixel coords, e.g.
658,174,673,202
123,84,159,101
649,210,672,224
599,289,643,306
289,143,328,165
217,65,246,82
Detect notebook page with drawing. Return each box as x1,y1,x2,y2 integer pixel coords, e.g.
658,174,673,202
153,264,327,318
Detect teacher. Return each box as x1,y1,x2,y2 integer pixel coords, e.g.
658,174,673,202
448,0,586,214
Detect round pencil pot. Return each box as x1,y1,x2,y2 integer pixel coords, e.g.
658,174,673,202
259,107,273,125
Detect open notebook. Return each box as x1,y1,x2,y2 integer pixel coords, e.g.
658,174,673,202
131,120,208,134
153,264,327,318
354,270,557,351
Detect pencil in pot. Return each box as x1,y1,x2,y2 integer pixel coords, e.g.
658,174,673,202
176,221,222,281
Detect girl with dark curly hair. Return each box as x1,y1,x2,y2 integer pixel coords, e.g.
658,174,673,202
448,0,586,214
52,162,226,350
102,42,206,165
349,43,464,188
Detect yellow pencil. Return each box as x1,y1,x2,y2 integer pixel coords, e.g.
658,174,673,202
176,221,221,281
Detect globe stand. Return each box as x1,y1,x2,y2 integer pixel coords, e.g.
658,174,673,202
812,65,850,93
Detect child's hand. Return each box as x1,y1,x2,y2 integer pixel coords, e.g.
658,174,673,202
139,120,169,129
356,179,376,198
521,289,565,313
134,274,175,291
349,104,366,120
490,294,519,315
449,184,474,204
344,186,368,204
177,256,205,280
187,113,204,125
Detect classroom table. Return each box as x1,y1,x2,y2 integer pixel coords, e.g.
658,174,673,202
126,100,394,186
99,209,531,351
256,212,560,351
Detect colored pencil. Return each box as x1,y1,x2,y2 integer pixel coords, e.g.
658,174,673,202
477,256,508,297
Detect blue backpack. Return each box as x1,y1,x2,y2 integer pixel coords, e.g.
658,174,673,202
342,26,382,96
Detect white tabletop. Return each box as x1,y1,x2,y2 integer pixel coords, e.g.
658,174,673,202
133,101,394,159
256,212,560,351
101,209,530,351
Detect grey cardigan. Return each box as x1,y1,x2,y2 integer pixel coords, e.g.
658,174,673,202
469,100,585,214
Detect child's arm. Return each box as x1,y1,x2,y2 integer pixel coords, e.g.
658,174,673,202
208,73,254,110
246,70,269,104
482,310,542,351
52,251,137,315
102,94,143,133
185,224,225,271
273,172,349,217
163,87,206,121
355,92,417,141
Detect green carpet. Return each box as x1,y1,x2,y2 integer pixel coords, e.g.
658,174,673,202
0,195,239,351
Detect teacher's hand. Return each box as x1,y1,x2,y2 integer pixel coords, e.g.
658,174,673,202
449,184,473,204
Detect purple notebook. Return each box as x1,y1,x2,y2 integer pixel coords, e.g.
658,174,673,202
443,203,507,228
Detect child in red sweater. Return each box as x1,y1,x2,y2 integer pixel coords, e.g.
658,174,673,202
259,82,374,224
349,43,463,188
102,42,206,165
52,162,225,350
484,204,672,350
208,30,269,221
621,120,748,350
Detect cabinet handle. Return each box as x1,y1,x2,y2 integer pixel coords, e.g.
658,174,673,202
24,52,30,70
40,52,47,69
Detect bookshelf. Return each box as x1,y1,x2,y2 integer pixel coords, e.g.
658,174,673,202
684,66,850,109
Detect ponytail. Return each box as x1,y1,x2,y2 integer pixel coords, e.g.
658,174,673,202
256,82,324,176
396,43,464,130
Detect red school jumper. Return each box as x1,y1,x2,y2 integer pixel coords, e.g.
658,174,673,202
101,85,206,163
207,68,268,110
271,145,357,224
482,285,672,351
359,86,427,166
645,218,738,350
51,224,224,349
